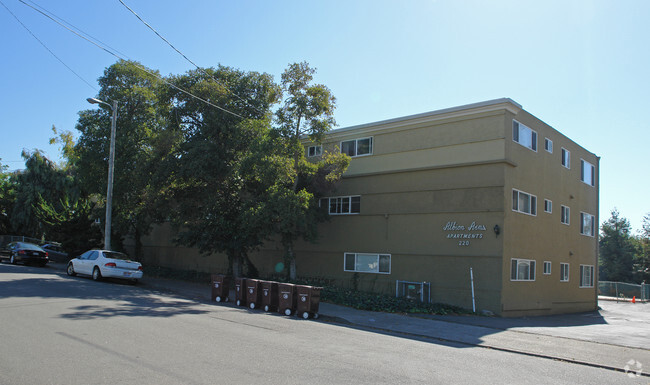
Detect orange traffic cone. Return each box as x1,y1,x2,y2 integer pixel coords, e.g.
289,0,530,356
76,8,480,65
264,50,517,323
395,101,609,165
632,296,636,303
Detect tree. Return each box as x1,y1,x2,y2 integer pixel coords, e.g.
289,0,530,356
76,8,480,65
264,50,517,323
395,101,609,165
272,62,348,280
0,159,17,234
10,150,78,238
599,209,637,283
33,194,102,256
73,60,169,255
161,65,281,277
634,213,650,283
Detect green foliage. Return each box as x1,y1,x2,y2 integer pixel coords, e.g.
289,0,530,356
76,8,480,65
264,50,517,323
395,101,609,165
33,194,102,257
271,62,347,280
320,286,471,315
0,160,17,234
73,60,170,253
599,209,637,283
161,66,281,277
275,61,336,143
10,150,78,237
633,214,650,283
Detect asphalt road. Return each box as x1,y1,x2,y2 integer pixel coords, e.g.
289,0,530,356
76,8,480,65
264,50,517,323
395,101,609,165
0,263,646,385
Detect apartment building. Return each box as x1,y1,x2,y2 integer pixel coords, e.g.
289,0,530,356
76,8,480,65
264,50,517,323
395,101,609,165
137,98,599,316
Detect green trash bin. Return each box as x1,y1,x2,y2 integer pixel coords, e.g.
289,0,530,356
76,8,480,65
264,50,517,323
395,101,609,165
211,274,230,303
278,283,297,316
296,285,323,319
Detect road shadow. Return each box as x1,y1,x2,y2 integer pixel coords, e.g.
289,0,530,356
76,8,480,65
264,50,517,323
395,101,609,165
0,263,210,320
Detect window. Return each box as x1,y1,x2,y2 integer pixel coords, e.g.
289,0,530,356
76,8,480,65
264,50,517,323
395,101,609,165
580,159,595,186
544,138,553,153
344,253,391,274
543,261,552,275
307,145,322,157
511,259,536,281
560,263,569,282
512,189,537,216
580,212,595,237
561,148,570,169
544,199,552,213
561,205,570,225
341,137,373,157
580,265,595,287
513,121,537,151
320,196,361,215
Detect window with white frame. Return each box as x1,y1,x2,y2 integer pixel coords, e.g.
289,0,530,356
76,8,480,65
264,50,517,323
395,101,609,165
307,145,322,157
580,212,595,237
544,138,553,153
560,263,569,282
341,137,373,157
513,121,537,151
561,205,570,225
561,148,570,169
511,259,536,281
544,199,552,213
320,196,360,215
580,159,595,186
580,265,594,287
512,189,537,216
344,253,391,274
543,261,552,275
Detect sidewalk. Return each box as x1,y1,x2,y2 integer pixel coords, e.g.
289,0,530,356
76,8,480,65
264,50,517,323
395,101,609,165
50,263,650,376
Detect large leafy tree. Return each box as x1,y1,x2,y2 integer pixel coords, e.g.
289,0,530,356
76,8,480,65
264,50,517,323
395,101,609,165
0,159,17,234
161,65,281,277
10,150,78,238
272,62,348,280
599,209,637,282
33,194,102,256
73,60,169,255
635,214,650,283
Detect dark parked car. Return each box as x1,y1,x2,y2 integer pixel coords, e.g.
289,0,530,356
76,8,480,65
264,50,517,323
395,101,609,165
0,242,49,266
41,244,69,262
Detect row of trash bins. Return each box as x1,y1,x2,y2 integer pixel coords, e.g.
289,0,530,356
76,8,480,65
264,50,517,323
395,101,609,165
211,275,323,319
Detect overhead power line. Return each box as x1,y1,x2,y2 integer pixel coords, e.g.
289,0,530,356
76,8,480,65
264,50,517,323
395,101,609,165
117,0,266,115
0,0,97,91
15,0,244,119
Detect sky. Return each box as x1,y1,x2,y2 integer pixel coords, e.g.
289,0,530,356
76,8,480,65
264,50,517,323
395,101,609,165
0,0,648,233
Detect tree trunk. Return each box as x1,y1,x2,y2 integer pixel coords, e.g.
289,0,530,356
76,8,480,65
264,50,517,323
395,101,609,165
231,253,243,278
284,238,297,280
134,226,143,262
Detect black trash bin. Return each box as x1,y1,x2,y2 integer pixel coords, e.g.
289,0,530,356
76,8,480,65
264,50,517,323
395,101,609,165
234,277,247,306
211,274,230,302
278,283,297,316
246,279,263,310
296,285,323,319
260,280,279,312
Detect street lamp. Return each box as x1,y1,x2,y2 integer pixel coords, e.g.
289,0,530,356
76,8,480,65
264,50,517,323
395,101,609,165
87,97,117,251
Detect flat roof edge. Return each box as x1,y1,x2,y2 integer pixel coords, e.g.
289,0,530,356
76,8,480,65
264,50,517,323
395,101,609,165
330,98,522,135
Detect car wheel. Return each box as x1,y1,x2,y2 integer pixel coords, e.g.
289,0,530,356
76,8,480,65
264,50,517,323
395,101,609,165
92,267,102,281
67,263,76,276
9,254,16,264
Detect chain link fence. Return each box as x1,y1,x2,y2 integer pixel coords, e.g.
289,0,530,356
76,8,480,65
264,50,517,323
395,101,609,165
599,280,649,301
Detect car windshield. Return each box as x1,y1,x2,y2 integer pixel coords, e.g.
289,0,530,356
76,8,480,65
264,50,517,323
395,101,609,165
104,251,133,261
18,243,44,251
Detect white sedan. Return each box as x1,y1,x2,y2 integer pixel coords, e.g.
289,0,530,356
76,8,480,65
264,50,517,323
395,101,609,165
67,250,143,283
